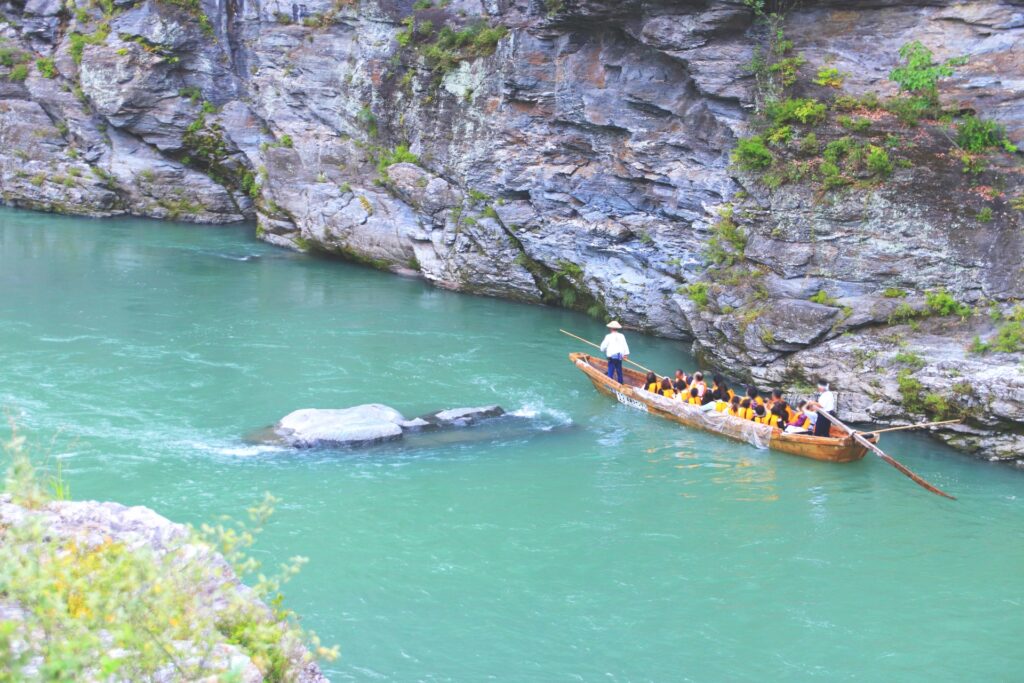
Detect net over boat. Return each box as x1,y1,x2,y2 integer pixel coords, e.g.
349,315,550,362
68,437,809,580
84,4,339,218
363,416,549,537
637,389,775,449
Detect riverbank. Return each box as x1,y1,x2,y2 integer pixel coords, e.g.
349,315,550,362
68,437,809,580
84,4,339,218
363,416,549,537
0,434,332,681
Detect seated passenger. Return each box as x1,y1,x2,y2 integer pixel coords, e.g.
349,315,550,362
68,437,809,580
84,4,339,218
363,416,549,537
746,386,765,406
645,372,659,393
708,375,732,403
738,398,754,420
690,372,707,398
659,377,675,398
687,387,702,406
770,403,788,428
768,389,784,408
673,369,689,393
784,400,813,433
727,395,742,417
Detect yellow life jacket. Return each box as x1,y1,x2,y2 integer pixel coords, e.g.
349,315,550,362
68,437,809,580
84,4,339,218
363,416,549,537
715,401,729,412
767,414,780,428
687,396,702,406
740,407,754,420
647,382,659,393
662,389,675,398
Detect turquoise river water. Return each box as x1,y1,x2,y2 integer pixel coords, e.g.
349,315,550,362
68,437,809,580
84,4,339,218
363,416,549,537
1,208,1022,681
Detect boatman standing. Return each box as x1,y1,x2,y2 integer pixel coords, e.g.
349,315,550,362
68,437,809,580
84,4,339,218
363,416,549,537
808,380,837,437
599,321,629,384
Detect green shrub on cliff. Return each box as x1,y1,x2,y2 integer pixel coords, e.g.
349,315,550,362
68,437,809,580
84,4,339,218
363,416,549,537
866,145,893,177
684,282,709,309
813,66,844,88
7,63,27,82
68,24,111,65
377,143,419,176
808,289,837,306
703,205,746,266
731,136,773,171
765,97,827,126
889,41,966,103
971,306,1024,354
421,21,508,74
36,57,57,78
925,289,971,317
956,115,1017,154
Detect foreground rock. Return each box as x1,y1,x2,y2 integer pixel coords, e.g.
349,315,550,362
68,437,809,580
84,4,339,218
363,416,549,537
263,404,507,448
0,495,328,682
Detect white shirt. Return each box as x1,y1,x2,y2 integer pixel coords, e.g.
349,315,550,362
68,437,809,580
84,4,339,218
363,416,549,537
817,390,836,412
600,331,630,358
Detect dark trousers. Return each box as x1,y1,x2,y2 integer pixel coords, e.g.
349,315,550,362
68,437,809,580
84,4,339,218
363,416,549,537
814,411,833,437
606,357,624,383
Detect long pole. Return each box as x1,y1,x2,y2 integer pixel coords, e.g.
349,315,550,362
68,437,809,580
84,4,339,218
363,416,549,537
862,419,961,435
558,329,665,378
816,410,956,500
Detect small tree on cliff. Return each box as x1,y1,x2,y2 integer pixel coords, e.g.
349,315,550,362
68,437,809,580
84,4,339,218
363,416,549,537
889,41,966,105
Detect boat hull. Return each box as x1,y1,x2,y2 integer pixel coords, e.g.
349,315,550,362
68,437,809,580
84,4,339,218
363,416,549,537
571,353,871,463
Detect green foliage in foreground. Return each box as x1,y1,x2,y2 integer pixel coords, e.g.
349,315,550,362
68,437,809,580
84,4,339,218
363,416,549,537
0,430,337,681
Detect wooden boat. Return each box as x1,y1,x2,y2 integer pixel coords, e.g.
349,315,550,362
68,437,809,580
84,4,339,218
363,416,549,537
570,352,876,463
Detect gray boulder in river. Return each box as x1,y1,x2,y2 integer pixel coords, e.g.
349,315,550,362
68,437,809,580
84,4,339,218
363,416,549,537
0,0,1022,460
261,404,508,448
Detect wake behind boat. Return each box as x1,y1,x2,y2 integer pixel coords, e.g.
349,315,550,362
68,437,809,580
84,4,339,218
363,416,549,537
570,353,874,462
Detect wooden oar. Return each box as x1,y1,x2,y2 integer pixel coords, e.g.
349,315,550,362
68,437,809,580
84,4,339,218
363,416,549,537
815,410,956,500
861,419,961,435
558,329,666,379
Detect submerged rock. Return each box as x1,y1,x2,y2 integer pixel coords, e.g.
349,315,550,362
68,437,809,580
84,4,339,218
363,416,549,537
261,404,510,449
420,405,506,426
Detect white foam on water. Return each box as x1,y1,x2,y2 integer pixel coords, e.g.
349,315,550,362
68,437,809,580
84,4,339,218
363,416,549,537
508,400,572,427
183,440,287,457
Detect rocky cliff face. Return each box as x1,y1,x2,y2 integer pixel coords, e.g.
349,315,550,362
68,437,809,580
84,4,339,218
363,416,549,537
1,0,1022,459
